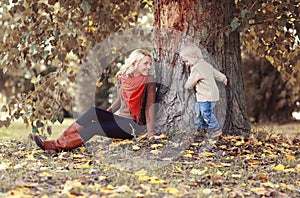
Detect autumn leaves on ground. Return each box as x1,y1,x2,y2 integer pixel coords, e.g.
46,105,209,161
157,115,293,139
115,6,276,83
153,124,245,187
0,129,299,197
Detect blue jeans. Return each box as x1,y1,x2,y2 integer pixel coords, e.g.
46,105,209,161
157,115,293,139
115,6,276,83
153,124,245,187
195,102,220,132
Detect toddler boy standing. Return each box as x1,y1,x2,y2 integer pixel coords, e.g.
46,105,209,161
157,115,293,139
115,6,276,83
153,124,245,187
180,44,227,138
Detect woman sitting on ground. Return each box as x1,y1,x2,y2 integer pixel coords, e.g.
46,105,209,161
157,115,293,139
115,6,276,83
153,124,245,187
34,49,156,152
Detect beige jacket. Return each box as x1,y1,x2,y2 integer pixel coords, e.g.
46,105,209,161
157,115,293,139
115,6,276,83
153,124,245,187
185,60,226,102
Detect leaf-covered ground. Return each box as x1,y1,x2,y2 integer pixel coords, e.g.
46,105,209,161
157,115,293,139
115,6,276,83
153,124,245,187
0,130,299,198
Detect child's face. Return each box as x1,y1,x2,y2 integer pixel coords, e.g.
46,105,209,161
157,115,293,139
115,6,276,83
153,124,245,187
181,56,195,67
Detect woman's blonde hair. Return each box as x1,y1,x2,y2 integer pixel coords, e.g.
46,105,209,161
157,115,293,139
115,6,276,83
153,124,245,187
117,49,152,76
179,44,203,61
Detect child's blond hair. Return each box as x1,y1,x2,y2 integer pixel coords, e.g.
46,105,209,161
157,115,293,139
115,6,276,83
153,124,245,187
179,44,203,61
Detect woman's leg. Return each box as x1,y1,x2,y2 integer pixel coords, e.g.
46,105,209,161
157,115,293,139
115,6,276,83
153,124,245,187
75,107,101,127
34,107,107,151
78,110,146,142
34,107,146,151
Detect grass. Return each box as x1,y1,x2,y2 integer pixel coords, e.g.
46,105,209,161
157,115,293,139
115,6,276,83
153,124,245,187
252,122,300,137
1,119,299,140
0,118,74,140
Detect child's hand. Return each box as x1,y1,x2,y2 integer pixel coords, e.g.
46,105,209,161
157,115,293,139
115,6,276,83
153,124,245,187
223,78,227,86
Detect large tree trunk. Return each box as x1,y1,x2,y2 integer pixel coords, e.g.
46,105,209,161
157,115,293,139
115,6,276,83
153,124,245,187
153,0,250,135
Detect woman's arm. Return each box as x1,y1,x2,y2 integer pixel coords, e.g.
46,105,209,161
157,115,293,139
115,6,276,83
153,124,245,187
145,76,156,136
106,80,121,113
106,97,121,113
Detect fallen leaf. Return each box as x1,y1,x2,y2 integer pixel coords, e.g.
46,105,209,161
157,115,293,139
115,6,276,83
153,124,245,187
203,188,212,195
190,167,207,175
150,150,162,155
285,154,296,161
272,164,285,171
164,187,180,196
132,145,140,151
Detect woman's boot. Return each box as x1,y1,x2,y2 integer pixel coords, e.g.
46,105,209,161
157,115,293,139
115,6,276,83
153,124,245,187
34,122,84,151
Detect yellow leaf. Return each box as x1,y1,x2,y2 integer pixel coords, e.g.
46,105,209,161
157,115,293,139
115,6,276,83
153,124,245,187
281,183,293,191
132,145,140,150
285,154,296,161
216,170,223,176
283,168,295,173
135,192,144,198
138,175,150,181
148,176,166,185
205,152,215,157
262,182,279,188
73,154,84,158
231,174,242,178
235,140,244,146
186,150,194,154
135,170,147,176
96,81,103,87
176,166,182,173
79,147,86,152
111,139,132,146
165,187,180,196
77,163,90,169
7,189,24,196
40,172,52,177
190,167,207,175
98,176,107,181
183,153,193,158
101,185,116,194
272,164,285,171
150,143,163,149
296,164,300,172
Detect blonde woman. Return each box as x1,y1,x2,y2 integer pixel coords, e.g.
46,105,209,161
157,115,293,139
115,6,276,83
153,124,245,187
180,44,227,138
34,49,156,152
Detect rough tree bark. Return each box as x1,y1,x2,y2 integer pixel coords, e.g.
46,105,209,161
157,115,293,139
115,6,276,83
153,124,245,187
153,0,250,135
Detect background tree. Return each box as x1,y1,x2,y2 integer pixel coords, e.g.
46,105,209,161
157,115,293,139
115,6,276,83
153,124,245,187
240,0,300,123
242,54,299,123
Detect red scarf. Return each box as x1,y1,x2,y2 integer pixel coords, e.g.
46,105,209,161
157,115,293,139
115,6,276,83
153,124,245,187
121,74,147,123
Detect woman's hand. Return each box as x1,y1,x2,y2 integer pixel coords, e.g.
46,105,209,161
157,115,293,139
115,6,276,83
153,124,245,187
146,130,156,138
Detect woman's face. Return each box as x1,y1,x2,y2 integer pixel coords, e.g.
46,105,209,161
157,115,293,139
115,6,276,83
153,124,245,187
134,56,152,76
